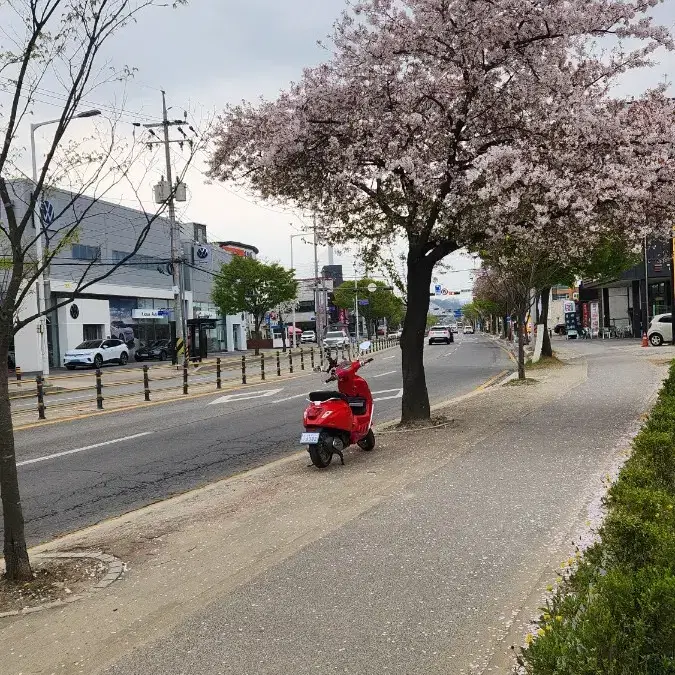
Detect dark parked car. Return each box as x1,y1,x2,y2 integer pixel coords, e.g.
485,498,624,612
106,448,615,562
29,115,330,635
134,339,171,362
553,323,567,335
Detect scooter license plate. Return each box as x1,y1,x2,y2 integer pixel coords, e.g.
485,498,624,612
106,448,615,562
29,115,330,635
300,432,320,444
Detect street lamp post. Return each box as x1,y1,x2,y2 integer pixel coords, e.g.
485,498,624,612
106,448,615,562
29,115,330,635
289,232,310,348
30,109,101,377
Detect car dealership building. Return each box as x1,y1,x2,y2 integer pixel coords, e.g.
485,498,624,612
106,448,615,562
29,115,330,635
6,180,251,371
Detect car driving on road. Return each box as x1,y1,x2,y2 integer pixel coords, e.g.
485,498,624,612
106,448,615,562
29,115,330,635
323,330,349,348
300,330,316,344
463,325,475,334
64,338,129,369
428,326,453,345
648,313,672,346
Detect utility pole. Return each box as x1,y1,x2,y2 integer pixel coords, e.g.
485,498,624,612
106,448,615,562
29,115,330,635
313,216,325,344
644,235,649,337
136,91,190,364
354,277,360,344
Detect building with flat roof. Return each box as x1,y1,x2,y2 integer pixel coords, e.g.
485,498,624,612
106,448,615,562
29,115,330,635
5,181,254,371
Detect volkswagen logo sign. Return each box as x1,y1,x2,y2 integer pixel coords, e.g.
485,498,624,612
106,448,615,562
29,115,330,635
40,200,55,228
196,246,209,260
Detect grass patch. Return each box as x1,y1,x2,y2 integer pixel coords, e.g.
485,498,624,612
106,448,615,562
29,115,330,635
395,414,453,431
525,355,565,370
505,378,538,386
518,362,675,674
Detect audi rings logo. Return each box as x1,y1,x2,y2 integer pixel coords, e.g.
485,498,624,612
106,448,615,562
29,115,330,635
196,246,209,260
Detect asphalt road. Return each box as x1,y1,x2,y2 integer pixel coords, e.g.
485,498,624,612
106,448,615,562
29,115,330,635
10,335,511,546
10,353,262,416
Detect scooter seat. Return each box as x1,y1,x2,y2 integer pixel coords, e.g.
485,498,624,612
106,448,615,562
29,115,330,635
308,391,349,403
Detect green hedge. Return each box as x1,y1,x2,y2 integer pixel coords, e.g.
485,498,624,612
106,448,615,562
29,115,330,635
519,364,675,675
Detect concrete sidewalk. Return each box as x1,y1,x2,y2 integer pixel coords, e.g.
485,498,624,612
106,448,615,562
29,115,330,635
0,347,666,674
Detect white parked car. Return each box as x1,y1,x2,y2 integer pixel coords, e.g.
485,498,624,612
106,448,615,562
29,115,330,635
64,338,129,370
300,330,316,344
648,313,672,346
463,325,475,334
323,330,349,348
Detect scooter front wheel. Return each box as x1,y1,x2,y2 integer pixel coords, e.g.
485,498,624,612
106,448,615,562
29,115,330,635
357,428,375,451
308,433,333,468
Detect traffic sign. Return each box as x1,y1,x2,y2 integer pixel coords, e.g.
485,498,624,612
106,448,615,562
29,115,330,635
434,284,442,295
367,283,377,293
454,309,463,317
358,299,369,306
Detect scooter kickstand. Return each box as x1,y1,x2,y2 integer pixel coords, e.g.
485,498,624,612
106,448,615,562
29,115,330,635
336,450,345,465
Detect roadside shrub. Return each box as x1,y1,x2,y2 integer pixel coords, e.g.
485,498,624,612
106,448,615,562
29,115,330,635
519,365,675,675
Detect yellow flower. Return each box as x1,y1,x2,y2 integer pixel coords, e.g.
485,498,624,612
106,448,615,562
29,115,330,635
546,625,553,632
537,629,545,637
546,584,553,592
526,634,533,645
555,615,563,622
543,613,551,620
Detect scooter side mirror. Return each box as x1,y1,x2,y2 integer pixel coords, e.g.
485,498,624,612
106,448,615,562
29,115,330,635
359,340,372,353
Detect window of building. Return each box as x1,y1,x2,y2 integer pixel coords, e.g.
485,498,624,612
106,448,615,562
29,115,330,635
297,300,315,313
83,324,103,341
72,244,100,260
193,223,207,243
112,250,166,272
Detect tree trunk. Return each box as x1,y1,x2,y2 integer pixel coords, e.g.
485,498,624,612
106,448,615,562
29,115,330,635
253,317,262,356
540,286,553,358
0,327,32,581
400,250,433,423
279,310,287,352
517,314,526,380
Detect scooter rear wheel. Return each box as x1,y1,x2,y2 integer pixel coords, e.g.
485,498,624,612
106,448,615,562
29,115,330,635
309,433,333,468
357,428,375,451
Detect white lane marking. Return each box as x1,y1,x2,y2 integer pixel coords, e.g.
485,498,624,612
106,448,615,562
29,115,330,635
272,392,309,404
373,388,403,401
382,355,397,360
17,432,153,467
209,388,284,405
372,370,397,378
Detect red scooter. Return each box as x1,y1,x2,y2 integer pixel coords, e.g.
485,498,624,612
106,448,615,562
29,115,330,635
301,342,375,468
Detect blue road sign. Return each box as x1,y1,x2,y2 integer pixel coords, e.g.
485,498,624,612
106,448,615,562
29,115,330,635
434,284,442,295
358,299,369,306
454,309,462,318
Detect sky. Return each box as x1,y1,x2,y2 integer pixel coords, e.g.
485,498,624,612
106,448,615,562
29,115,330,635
15,0,675,295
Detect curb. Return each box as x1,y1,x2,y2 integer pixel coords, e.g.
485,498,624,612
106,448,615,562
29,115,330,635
0,550,125,619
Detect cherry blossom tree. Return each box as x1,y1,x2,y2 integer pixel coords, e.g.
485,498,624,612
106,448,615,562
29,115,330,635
209,0,672,422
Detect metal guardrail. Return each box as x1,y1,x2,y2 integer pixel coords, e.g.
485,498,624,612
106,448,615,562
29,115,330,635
13,338,400,421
